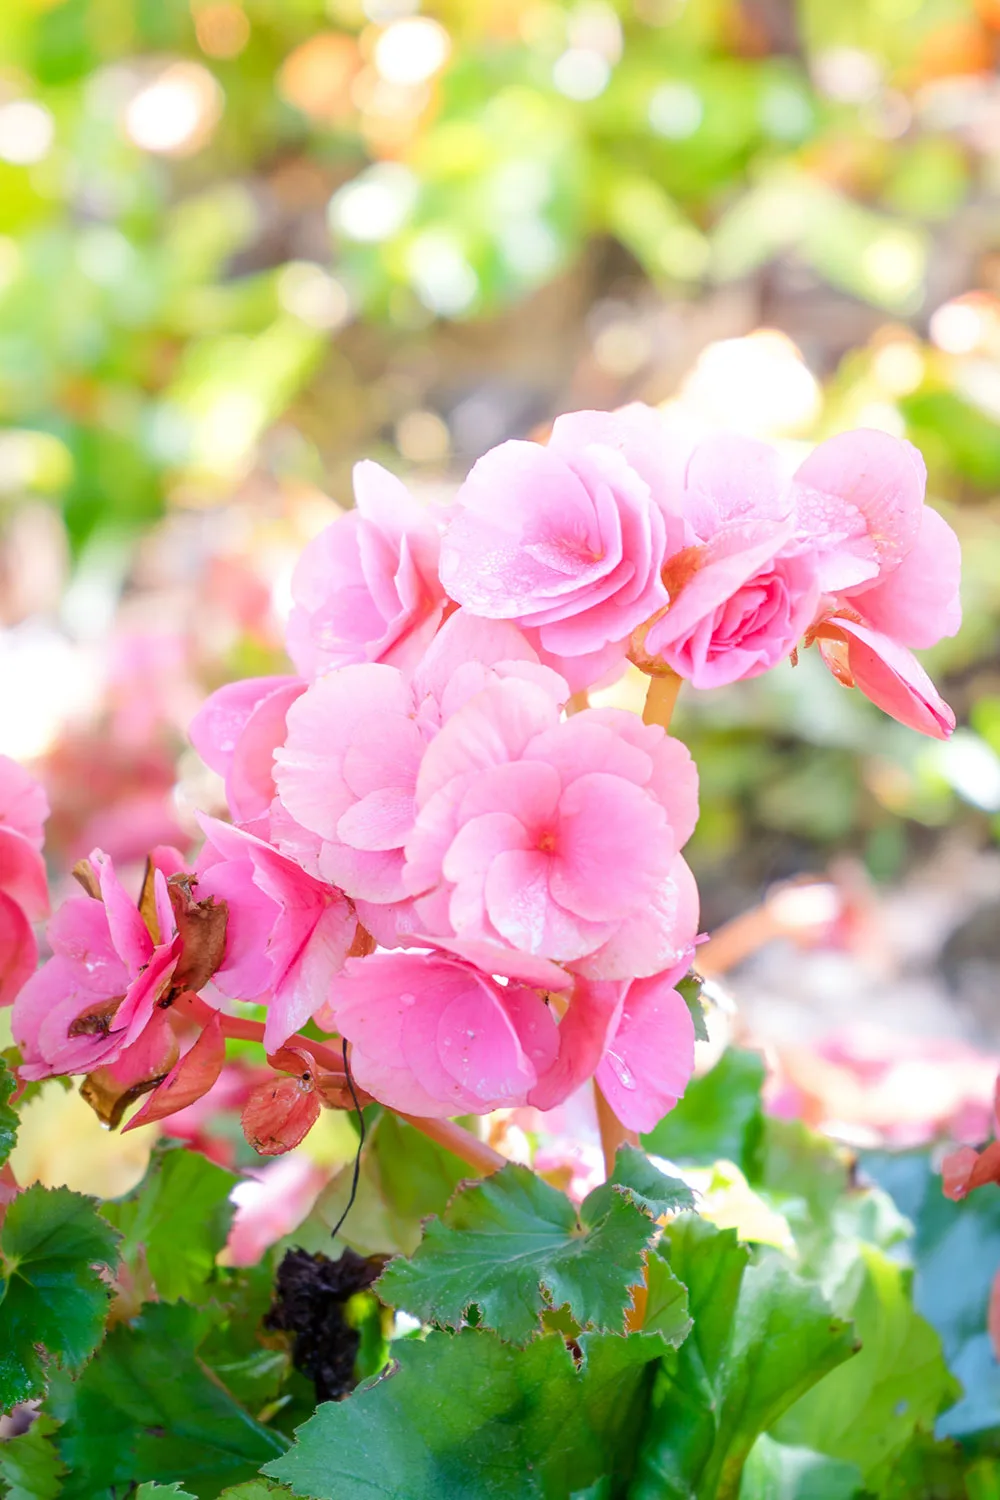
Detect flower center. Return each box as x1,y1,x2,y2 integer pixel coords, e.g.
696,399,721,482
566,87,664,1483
538,830,557,854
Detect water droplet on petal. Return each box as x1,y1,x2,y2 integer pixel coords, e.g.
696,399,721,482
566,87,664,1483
605,1050,636,1090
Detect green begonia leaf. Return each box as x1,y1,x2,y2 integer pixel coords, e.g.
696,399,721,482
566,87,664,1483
630,1214,858,1500
101,1142,236,1303
582,1144,694,1224
312,1109,471,1258
0,1185,120,1413
48,1300,287,1499
265,1328,666,1499
738,1435,862,1500
0,1058,17,1170
135,1486,197,1498
0,1413,66,1499
775,1243,961,1491
642,1048,766,1179
377,1158,663,1345
642,1243,693,1347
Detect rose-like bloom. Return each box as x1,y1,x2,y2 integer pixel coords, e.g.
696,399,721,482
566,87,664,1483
273,612,566,946
439,414,669,678
403,677,699,981
792,430,961,738
637,434,820,689
13,849,190,1082
285,460,446,680
0,755,49,1006
531,964,696,1132
327,950,560,1117
196,815,359,1052
189,675,306,833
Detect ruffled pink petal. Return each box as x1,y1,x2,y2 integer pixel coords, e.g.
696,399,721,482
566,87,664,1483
528,978,624,1112
570,853,700,981
189,676,299,778
91,850,152,976
226,681,307,823
819,619,955,739
549,404,691,547
847,505,962,649
46,896,127,993
595,972,695,1132
551,772,671,923
684,432,791,531
442,440,614,617
414,679,562,807
646,522,793,650
484,848,613,961
418,933,572,991
792,429,925,592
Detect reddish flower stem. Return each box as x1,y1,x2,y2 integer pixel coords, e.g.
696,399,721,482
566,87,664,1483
594,1080,638,1180
175,992,506,1177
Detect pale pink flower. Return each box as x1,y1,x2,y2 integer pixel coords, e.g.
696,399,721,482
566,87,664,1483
404,677,699,980
793,430,961,737
440,418,669,676
285,461,445,680
530,964,696,1131
328,951,560,1117
226,1155,328,1266
639,434,819,688
13,850,183,1081
273,612,566,946
189,675,305,830
196,816,359,1052
0,755,49,1007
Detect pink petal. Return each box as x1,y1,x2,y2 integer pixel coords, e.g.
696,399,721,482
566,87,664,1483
529,979,623,1112
226,681,307,823
484,848,612,961
91,850,152,975
0,827,49,922
595,973,696,1132
684,432,791,530
417,934,572,991
792,429,925,592
123,1011,227,1132
848,505,962,649
551,772,671,923
821,619,955,739
0,891,37,1008
336,786,415,852
189,677,299,777
571,853,700,981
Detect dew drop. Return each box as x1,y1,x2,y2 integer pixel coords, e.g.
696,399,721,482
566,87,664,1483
605,1050,636,1090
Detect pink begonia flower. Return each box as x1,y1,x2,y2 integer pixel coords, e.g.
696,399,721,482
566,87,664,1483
792,430,961,737
0,755,49,1007
196,816,359,1053
273,611,567,947
285,460,446,680
13,850,183,1081
530,965,696,1132
226,1154,328,1266
439,419,669,678
189,675,306,829
328,951,560,1117
403,677,699,980
638,434,820,689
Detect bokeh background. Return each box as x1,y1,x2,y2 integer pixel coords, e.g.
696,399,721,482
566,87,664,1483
5,0,1000,1188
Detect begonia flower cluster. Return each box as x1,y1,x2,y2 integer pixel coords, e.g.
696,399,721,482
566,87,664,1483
5,405,962,1149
